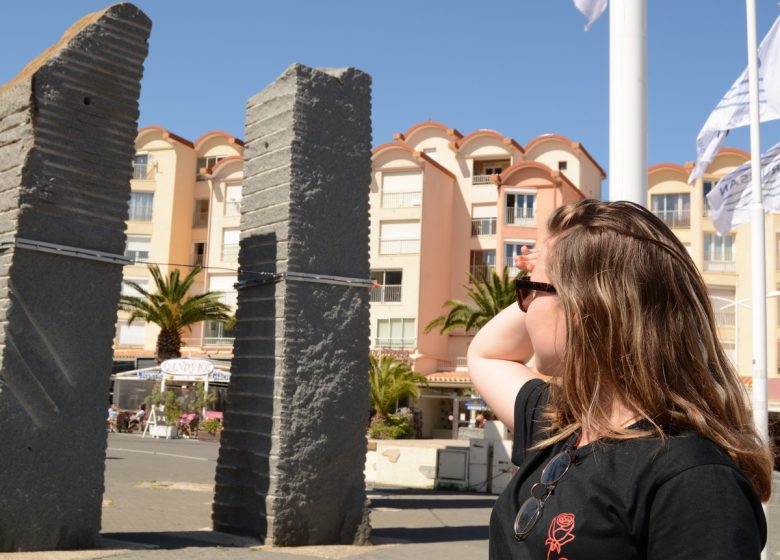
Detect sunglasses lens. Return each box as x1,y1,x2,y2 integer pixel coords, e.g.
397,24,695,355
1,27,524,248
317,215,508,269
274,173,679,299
517,287,531,312
513,497,541,540
540,451,572,485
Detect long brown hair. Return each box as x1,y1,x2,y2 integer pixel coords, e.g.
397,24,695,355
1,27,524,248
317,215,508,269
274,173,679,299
540,199,773,501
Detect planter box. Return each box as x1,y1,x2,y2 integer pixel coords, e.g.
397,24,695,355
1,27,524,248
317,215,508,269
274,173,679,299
149,425,178,439
197,430,221,443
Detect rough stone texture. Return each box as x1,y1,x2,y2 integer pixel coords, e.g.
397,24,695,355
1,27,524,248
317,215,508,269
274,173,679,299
213,64,372,546
0,4,150,551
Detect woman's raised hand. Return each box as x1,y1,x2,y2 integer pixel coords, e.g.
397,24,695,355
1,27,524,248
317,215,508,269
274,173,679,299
514,245,538,273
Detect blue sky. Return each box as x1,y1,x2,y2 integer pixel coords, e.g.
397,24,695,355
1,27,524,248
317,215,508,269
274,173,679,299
2,0,780,191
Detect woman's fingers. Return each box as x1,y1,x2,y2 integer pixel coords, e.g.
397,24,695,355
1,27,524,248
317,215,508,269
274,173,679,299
514,246,539,272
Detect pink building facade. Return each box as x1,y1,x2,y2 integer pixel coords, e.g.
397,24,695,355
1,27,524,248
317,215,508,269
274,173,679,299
369,121,605,436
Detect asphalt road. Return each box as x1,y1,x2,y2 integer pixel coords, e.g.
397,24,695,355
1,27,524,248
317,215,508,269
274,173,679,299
1,433,777,559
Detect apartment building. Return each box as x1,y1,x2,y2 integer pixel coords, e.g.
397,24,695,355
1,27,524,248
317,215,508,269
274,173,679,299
369,120,605,436
648,148,780,411
114,126,244,364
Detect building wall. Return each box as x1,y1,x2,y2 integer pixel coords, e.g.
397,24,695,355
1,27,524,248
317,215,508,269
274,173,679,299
370,123,603,380
648,151,780,379
114,129,243,359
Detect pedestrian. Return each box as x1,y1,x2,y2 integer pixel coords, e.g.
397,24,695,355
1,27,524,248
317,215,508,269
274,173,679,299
107,403,118,432
127,403,146,432
468,199,772,559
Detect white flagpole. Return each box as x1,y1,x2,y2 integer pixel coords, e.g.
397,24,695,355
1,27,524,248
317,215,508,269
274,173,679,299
745,0,768,446
745,2,769,547
608,0,648,204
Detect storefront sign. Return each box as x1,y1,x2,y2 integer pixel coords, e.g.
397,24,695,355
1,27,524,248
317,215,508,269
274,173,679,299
160,358,214,381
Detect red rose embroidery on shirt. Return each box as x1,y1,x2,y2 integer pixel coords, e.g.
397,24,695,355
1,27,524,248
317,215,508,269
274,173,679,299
545,512,576,560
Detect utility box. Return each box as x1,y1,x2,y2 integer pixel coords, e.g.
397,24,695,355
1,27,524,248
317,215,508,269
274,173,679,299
468,439,491,492
435,448,469,490
491,439,515,494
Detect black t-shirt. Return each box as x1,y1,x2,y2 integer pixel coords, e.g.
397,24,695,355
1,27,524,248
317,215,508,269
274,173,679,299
489,379,767,559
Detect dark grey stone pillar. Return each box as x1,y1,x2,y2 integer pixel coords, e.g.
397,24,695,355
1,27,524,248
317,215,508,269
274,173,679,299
213,64,372,546
0,4,150,551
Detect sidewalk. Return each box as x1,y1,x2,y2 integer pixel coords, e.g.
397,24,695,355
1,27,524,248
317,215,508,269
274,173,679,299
0,433,777,559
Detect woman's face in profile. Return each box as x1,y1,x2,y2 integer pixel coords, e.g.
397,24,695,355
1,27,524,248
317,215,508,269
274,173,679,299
526,240,567,376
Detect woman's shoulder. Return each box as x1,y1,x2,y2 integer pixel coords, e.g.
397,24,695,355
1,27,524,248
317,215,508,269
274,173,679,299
618,430,744,483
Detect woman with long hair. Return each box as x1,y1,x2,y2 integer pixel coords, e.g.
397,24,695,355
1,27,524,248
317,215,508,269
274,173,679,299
468,199,772,559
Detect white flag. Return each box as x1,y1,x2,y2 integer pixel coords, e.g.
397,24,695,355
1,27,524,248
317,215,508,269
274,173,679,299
707,142,780,234
573,0,608,31
689,16,780,183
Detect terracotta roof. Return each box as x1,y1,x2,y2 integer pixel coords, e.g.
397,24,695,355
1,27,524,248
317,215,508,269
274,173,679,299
525,133,606,178
372,141,457,180
194,130,245,150
425,371,471,384
740,376,780,402
395,120,463,141
454,129,524,154
137,125,194,148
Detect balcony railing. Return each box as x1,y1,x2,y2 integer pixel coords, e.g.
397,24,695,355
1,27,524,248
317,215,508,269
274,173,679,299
505,207,536,227
193,212,209,227
471,217,497,236
704,260,736,273
124,250,149,263
472,174,494,185
713,308,736,327
382,191,422,208
370,285,402,303
221,244,239,260
469,265,496,281
653,209,690,228
374,337,416,349
193,254,205,267
204,337,235,347
379,239,420,255
437,357,468,371
133,163,150,180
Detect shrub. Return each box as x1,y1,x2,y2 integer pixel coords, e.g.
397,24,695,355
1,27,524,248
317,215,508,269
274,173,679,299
368,414,415,440
201,418,223,435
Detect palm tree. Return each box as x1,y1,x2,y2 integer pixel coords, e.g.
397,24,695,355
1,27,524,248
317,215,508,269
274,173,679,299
119,264,233,362
369,354,428,421
425,267,521,335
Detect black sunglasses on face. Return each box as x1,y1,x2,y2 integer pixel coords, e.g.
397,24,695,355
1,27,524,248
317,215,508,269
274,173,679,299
515,278,557,313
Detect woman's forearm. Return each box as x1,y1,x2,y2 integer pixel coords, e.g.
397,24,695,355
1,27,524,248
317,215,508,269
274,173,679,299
467,304,544,429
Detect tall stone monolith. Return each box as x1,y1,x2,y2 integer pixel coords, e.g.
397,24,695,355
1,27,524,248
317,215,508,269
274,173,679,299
0,4,151,551
213,64,372,545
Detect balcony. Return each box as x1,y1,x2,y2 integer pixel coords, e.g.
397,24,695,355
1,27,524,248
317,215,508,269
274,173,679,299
471,217,497,236
505,207,536,227
653,209,690,229
382,191,422,209
370,284,402,303
204,337,235,347
374,337,416,349
469,265,495,282
124,250,149,264
379,239,420,255
472,174,494,185
221,244,239,260
193,212,209,227
437,357,468,371
704,260,736,273
133,163,152,180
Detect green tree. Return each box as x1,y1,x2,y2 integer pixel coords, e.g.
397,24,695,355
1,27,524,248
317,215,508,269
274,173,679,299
425,267,521,334
119,264,232,362
369,354,427,421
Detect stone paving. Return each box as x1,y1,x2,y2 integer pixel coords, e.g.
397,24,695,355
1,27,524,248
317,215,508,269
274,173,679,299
1,433,777,559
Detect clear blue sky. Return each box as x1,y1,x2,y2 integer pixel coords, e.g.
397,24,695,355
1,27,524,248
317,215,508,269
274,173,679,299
2,0,780,192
